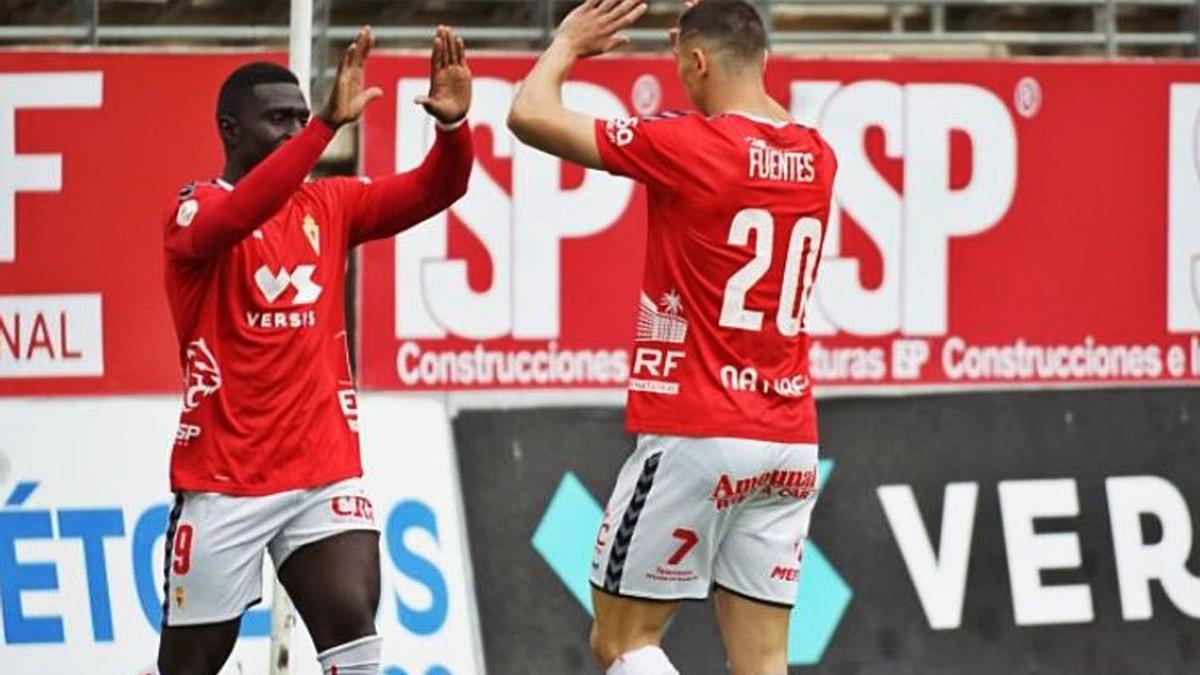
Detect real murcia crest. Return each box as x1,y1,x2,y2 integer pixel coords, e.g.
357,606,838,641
303,214,320,255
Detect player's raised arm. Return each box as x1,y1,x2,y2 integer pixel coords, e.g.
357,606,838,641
349,25,475,245
166,27,382,260
507,0,647,170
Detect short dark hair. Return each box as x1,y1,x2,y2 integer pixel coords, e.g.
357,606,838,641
678,0,768,67
216,61,299,118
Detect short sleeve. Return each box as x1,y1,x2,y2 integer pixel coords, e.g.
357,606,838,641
594,113,694,188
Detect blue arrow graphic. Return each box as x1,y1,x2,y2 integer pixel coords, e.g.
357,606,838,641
531,472,603,614
532,459,850,665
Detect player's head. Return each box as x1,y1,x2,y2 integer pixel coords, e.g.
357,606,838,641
672,0,768,113
216,61,310,171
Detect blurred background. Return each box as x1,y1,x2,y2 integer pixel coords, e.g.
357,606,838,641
1,1,1198,674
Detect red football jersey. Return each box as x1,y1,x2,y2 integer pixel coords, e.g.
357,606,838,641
164,119,471,495
596,111,837,444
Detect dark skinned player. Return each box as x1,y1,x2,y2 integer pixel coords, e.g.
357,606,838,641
150,26,473,675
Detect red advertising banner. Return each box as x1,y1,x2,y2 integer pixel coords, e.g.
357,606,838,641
0,51,284,395
359,55,1200,391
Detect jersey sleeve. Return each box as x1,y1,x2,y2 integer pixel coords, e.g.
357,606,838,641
337,121,474,248
594,113,694,188
162,183,230,260
163,118,335,260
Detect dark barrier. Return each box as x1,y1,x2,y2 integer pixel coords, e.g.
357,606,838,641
452,389,1200,674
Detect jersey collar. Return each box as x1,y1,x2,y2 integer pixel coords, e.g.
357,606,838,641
723,111,793,129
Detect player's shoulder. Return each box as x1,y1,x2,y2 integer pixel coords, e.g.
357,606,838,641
297,175,370,211
603,109,700,144
167,179,227,229
176,179,229,201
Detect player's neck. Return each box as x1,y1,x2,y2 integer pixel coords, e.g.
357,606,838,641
703,81,789,124
221,163,246,185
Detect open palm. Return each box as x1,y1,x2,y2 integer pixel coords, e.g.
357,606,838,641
320,26,383,128
416,25,472,124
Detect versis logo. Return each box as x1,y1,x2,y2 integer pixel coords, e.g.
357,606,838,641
254,265,322,305
248,265,321,329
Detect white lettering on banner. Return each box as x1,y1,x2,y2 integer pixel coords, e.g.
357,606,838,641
1106,476,1200,620
942,336,1165,380
881,476,1198,635
396,340,629,387
998,479,1095,626
394,77,633,342
0,72,103,263
877,483,978,630
1167,84,1200,333
892,338,930,380
0,294,103,377
791,81,1017,337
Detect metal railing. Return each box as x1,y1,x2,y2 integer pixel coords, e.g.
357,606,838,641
0,0,1197,56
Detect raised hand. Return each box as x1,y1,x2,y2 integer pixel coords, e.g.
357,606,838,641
320,26,384,128
555,0,648,59
414,25,472,124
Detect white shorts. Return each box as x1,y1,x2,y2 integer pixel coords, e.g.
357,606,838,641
161,477,379,627
590,434,820,607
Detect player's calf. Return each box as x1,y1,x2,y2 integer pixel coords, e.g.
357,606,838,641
589,589,680,674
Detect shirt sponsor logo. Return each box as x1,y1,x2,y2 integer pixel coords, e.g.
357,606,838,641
636,291,688,344
721,365,812,398
630,290,688,395
182,338,221,412
646,565,698,584
331,495,376,523
630,347,685,395
338,388,360,433
605,116,639,146
710,468,817,510
174,423,202,446
253,264,322,305
249,264,322,329
770,565,800,582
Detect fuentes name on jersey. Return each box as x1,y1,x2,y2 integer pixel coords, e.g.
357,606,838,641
747,138,816,183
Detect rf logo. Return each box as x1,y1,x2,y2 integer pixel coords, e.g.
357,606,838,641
1168,84,1200,332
